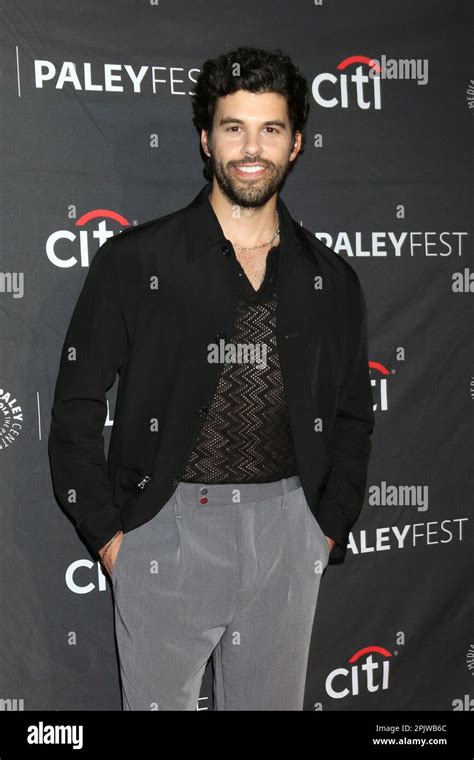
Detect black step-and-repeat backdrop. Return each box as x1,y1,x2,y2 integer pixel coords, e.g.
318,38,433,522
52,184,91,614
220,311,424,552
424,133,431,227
1,1,472,711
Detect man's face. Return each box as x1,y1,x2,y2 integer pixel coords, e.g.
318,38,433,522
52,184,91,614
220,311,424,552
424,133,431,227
201,90,302,209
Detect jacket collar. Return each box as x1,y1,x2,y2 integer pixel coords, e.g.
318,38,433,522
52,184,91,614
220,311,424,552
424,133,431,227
183,182,304,276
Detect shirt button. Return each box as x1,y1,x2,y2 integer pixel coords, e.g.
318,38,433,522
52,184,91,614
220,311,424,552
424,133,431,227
221,245,232,256
215,333,226,341
171,477,180,486
198,407,208,416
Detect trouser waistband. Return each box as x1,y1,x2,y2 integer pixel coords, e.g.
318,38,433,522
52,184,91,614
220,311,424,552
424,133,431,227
175,475,302,507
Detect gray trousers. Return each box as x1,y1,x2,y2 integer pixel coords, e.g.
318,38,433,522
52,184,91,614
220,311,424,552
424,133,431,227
111,475,330,711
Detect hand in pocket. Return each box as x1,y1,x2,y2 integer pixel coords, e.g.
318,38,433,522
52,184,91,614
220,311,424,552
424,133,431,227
99,531,124,578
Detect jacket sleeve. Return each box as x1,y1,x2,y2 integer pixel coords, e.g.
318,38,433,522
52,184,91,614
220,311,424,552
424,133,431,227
48,237,129,558
316,267,375,564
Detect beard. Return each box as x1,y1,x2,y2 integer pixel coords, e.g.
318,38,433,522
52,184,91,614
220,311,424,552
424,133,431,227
208,150,291,209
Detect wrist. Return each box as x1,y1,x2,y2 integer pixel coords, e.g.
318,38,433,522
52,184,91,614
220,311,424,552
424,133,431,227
99,530,123,562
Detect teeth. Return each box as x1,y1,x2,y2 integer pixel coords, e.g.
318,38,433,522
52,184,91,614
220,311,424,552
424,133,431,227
237,165,265,173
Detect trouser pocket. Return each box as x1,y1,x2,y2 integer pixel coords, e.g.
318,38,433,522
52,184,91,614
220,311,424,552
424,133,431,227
111,532,130,583
296,488,330,569
307,508,330,568
112,495,182,591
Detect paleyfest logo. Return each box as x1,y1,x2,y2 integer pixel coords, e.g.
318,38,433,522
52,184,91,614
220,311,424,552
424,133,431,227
312,54,429,110
46,209,132,268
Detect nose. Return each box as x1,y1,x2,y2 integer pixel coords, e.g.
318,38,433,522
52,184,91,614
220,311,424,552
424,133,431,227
241,130,262,157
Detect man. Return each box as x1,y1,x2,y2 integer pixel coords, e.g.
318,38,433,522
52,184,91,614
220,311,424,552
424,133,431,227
48,46,375,710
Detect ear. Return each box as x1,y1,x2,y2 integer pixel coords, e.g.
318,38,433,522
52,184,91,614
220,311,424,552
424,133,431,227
201,129,212,158
289,131,303,162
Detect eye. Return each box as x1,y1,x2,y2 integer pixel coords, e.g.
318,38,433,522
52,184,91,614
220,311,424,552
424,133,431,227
224,126,280,134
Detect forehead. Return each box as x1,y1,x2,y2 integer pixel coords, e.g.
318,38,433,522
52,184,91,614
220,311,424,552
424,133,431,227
214,90,289,121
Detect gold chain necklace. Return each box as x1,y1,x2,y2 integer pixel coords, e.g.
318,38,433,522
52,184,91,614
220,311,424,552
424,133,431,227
233,211,280,251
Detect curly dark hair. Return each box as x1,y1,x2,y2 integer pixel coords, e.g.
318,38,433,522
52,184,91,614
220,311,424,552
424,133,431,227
191,46,311,180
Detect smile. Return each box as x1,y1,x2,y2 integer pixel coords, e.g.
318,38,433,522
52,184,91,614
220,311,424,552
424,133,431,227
234,165,267,178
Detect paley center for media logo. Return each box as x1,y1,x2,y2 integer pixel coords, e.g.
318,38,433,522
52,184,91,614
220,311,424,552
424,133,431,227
0,388,24,452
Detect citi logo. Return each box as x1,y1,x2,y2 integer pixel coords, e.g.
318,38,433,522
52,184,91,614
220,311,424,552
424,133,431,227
326,645,392,699
46,209,131,268
370,361,390,411
66,561,111,593
312,55,382,110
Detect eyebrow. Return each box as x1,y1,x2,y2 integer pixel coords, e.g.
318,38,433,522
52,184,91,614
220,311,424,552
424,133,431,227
218,117,287,129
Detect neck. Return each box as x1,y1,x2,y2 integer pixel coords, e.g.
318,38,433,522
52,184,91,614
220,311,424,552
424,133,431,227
209,180,278,249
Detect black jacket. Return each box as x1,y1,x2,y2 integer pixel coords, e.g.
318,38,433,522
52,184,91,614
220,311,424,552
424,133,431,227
48,182,375,565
